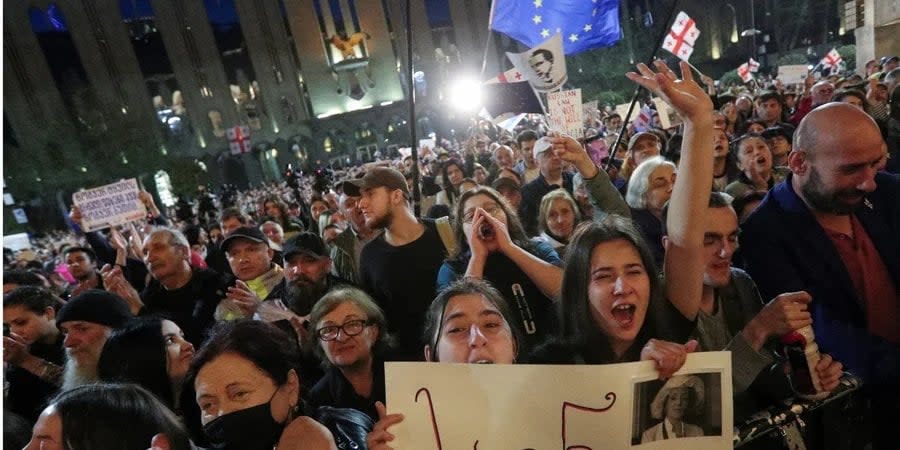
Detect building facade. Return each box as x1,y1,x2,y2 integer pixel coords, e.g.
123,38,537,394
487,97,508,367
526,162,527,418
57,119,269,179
3,0,498,194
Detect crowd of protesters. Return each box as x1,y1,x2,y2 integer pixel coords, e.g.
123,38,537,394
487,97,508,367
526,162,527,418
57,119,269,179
3,58,899,450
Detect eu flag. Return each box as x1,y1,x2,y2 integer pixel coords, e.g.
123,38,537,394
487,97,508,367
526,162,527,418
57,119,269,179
491,0,622,55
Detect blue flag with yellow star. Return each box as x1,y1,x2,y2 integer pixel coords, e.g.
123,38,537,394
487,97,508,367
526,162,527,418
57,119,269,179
491,0,621,55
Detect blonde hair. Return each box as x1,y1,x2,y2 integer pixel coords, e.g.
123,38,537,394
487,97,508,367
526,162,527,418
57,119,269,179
538,189,581,234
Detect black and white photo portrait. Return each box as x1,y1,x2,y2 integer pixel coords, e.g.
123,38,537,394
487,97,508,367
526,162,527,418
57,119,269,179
632,372,723,446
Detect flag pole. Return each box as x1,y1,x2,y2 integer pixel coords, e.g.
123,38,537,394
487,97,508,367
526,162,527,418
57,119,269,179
480,0,499,81
405,0,421,217
605,0,681,172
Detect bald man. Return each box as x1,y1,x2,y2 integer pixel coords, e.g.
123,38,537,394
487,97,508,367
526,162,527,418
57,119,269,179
741,103,898,450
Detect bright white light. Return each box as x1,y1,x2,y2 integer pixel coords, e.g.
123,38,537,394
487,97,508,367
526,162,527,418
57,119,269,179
448,79,483,112
380,101,394,106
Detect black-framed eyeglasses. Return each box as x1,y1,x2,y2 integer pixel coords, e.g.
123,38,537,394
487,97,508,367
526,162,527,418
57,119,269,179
316,319,372,341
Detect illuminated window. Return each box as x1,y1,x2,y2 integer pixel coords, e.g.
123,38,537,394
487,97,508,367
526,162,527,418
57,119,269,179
323,137,333,153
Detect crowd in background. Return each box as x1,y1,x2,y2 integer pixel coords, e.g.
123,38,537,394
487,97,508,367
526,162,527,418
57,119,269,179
3,57,899,450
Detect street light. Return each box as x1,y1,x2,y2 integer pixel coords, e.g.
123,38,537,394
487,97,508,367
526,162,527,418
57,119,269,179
725,3,739,43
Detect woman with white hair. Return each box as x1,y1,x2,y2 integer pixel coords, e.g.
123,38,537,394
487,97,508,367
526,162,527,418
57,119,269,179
642,374,706,442
625,156,677,266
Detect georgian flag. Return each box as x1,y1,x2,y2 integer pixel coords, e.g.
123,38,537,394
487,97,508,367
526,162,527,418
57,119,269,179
748,58,760,73
821,48,843,69
485,68,525,84
737,63,753,83
662,11,700,61
632,105,654,132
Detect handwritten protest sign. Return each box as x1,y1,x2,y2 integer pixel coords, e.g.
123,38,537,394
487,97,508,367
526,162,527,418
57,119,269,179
548,88,584,138
72,179,146,232
386,352,732,449
778,65,808,85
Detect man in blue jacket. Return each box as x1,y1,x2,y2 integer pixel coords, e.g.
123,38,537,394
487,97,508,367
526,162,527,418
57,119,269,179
741,103,899,450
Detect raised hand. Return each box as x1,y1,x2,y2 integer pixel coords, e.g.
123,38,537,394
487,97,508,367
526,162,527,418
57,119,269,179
626,60,713,123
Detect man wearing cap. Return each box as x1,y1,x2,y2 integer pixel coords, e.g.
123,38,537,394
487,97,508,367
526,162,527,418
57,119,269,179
215,226,286,320
761,125,794,167
620,131,662,191
344,167,447,360
331,191,380,285
522,134,631,237
283,232,353,317
518,136,575,235
56,289,132,391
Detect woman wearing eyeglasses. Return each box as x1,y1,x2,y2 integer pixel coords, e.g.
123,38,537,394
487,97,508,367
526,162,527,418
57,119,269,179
436,186,563,354
306,287,395,422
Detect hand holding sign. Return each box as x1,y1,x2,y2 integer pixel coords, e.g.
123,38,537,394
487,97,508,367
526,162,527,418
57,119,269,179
367,401,404,450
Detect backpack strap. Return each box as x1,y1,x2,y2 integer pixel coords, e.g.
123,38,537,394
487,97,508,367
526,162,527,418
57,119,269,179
435,216,458,256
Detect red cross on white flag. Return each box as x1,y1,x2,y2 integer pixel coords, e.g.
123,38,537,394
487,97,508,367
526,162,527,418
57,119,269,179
737,63,753,83
821,48,843,69
486,68,525,84
748,58,760,73
662,11,700,61
227,125,251,155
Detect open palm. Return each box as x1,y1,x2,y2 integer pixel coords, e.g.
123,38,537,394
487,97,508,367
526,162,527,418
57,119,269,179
626,60,713,122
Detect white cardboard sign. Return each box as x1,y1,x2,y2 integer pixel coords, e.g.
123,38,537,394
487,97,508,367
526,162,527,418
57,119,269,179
72,178,146,232
778,65,808,85
386,352,733,449
548,88,584,138
652,97,683,130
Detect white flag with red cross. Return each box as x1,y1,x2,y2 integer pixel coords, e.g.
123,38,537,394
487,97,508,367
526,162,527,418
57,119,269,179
662,11,700,61
485,68,526,84
821,48,843,69
226,125,251,155
748,58,760,73
737,63,753,83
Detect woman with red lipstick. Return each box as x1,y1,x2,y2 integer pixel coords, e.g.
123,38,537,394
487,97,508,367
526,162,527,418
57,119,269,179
97,317,204,443
534,61,713,378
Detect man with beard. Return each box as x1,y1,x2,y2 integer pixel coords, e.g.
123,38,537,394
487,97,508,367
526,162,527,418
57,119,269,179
55,289,131,391
741,103,898,450
669,193,843,424
63,247,103,296
282,232,352,317
344,167,447,360
330,190,380,284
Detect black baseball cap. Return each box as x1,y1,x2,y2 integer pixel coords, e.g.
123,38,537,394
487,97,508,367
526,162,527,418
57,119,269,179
221,226,268,253
282,232,328,261
761,124,795,141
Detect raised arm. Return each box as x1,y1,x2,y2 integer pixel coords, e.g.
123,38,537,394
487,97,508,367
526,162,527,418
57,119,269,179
626,61,713,319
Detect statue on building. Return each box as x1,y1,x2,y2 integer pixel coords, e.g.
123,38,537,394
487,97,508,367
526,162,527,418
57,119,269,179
329,32,370,60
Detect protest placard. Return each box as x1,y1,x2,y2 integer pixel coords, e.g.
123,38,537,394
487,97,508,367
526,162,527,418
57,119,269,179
652,97,684,130
72,178,146,232
386,352,733,449
778,65,808,85
547,88,584,138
